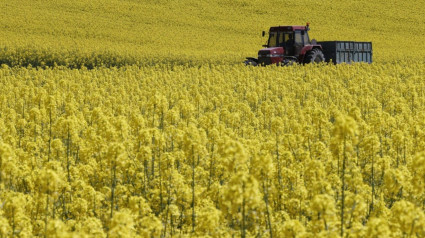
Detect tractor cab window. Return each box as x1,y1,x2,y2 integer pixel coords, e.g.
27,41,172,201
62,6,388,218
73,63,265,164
302,31,310,44
268,31,294,47
295,31,303,44
268,32,277,47
293,31,305,56
277,32,294,46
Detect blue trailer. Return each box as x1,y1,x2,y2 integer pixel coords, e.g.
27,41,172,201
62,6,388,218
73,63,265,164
318,41,372,64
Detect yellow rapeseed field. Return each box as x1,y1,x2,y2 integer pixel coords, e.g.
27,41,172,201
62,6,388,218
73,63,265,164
1,0,425,66
1,0,425,237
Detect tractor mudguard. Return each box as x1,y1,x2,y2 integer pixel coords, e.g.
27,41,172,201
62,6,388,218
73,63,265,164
299,45,322,62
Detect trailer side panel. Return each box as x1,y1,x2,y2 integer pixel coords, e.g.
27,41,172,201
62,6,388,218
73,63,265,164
318,41,372,64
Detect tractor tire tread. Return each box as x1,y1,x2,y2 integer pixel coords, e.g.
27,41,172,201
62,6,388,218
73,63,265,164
304,49,325,64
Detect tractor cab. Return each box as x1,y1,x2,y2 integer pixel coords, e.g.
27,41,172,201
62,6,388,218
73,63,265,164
265,26,310,56
245,23,324,66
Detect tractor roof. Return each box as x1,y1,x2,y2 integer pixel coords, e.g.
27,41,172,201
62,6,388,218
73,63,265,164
269,26,308,31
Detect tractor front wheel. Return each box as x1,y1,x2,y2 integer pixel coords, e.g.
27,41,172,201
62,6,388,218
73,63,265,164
244,59,258,66
304,49,325,64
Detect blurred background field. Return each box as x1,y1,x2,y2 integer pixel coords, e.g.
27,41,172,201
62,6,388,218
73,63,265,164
1,0,425,67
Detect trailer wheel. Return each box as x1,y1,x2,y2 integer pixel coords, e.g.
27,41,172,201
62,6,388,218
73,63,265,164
304,49,325,64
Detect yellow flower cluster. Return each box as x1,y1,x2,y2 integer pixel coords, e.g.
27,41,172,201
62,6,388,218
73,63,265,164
1,62,425,237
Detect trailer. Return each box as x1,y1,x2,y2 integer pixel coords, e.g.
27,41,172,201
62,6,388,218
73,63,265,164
318,41,372,64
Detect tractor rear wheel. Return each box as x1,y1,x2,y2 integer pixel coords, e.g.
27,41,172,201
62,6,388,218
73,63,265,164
304,49,325,64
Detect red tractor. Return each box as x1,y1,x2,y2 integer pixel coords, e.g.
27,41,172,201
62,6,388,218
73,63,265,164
245,23,324,66
245,23,373,66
